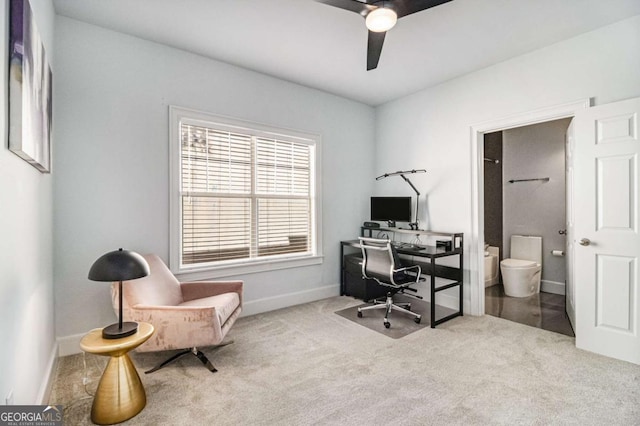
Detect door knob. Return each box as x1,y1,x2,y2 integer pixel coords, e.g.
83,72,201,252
579,238,591,246
559,230,566,235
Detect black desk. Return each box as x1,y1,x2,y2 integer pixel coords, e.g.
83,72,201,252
340,231,463,328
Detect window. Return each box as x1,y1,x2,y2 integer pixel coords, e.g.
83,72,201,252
170,107,321,275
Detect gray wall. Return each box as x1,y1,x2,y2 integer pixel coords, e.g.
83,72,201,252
503,118,571,286
483,131,503,259
53,17,376,342
0,0,56,403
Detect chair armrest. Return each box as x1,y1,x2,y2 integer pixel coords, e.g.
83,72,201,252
179,280,243,305
392,265,422,285
127,304,223,351
395,265,421,275
129,304,219,325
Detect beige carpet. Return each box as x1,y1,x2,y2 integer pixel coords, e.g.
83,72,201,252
50,296,640,425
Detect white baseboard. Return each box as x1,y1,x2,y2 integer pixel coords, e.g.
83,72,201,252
242,284,339,316
542,280,565,295
37,342,59,404
435,292,463,311
57,332,85,357
427,290,470,314
414,277,470,314
56,285,341,356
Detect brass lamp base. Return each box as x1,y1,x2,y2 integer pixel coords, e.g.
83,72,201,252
102,321,138,339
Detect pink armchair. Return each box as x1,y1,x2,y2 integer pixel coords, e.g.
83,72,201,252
112,254,243,373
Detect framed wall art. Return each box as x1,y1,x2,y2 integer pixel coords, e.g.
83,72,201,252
9,0,53,173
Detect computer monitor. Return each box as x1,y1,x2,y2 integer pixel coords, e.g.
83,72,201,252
370,196,412,226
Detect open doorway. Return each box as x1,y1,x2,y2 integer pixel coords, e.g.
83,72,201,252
468,99,591,324
482,119,574,336
471,97,640,364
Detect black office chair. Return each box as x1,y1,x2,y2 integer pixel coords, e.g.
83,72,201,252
357,237,423,328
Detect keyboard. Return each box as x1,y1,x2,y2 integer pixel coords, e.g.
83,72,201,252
393,242,424,251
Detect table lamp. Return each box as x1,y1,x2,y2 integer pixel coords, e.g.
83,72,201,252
376,169,426,230
88,248,150,339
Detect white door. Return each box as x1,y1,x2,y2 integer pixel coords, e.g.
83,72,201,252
574,97,640,364
565,120,576,331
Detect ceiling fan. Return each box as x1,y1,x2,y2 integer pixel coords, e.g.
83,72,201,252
317,0,453,70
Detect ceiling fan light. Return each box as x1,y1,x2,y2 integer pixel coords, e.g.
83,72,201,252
365,7,397,32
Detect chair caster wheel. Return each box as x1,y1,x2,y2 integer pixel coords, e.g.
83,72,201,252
357,311,363,318
384,321,390,329
414,317,421,324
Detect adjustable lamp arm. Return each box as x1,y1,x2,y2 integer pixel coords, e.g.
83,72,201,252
399,174,420,197
375,169,426,230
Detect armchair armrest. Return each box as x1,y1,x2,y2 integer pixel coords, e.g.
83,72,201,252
128,304,224,351
179,280,243,305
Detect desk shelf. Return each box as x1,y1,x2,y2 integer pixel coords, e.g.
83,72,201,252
361,227,462,250
341,230,464,328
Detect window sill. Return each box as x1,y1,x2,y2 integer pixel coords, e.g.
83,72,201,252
173,254,324,282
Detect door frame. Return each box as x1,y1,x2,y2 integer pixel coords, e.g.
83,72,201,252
468,98,591,316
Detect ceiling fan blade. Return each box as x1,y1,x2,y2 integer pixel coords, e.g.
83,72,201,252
367,30,386,71
316,0,371,14
393,0,453,18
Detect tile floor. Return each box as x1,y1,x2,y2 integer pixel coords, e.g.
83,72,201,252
485,284,575,337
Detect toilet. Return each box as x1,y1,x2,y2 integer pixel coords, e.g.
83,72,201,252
500,235,542,297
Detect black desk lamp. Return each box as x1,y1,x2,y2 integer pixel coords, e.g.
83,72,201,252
88,248,150,339
376,169,426,230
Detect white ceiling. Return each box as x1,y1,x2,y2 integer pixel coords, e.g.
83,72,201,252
53,0,640,106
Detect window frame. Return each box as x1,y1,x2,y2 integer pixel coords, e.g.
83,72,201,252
169,106,323,279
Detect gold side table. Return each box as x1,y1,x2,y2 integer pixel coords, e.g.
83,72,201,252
80,322,154,425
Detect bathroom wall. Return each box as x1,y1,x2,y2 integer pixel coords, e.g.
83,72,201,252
503,118,571,293
483,131,503,260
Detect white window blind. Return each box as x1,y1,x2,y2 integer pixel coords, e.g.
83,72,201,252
180,122,314,267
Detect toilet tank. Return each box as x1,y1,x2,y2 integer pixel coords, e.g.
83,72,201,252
510,235,542,265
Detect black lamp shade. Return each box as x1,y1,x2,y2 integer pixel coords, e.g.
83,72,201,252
88,249,150,282
89,248,150,339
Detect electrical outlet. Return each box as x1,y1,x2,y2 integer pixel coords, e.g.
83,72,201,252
5,389,13,405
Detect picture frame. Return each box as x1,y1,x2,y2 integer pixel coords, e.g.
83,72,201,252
8,0,53,173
